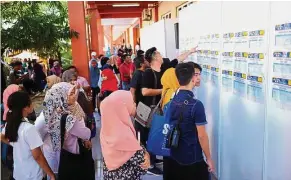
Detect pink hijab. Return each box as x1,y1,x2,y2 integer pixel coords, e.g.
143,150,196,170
3,84,19,120
100,90,142,171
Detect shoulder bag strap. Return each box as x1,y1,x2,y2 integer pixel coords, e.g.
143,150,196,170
151,69,158,106
157,88,169,110
60,114,68,148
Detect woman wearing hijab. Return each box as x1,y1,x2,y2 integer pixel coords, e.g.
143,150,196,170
89,59,100,110
100,90,150,180
46,75,61,89
35,82,94,179
50,61,62,77
42,82,94,180
161,68,180,108
100,57,118,100
3,84,20,122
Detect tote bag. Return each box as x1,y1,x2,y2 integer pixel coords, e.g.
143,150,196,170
146,101,172,157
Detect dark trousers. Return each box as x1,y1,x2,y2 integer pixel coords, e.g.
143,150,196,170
58,148,95,180
163,158,209,180
91,87,100,109
134,121,157,166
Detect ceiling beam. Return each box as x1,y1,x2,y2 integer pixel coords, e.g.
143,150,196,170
101,13,142,19
93,1,155,5
96,3,151,10
98,7,144,14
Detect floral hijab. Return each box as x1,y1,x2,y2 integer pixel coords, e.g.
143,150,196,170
43,82,85,151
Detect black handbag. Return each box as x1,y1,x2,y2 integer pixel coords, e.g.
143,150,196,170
166,95,191,149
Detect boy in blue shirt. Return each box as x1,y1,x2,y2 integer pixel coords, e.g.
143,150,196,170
164,62,214,180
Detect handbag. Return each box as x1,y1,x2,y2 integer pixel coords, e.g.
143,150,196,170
146,95,171,157
86,114,96,138
166,95,191,149
135,69,162,128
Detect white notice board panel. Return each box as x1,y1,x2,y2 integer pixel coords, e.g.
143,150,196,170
219,2,270,180
140,19,176,60
180,1,222,178
179,1,291,180
140,20,166,58
265,2,291,180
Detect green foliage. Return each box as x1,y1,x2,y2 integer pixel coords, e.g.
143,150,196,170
1,1,78,62
85,14,92,24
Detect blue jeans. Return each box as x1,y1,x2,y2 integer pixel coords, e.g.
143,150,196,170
122,81,130,91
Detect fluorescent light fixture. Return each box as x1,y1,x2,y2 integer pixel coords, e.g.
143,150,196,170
112,3,140,7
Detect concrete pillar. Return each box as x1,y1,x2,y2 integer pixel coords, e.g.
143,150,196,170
154,6,159,22
88,3,99,55
97,19,104,55
68,1,89,80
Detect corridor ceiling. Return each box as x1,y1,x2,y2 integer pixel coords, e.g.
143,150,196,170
101,18,139,40
88,1,157,18
88,1,157,41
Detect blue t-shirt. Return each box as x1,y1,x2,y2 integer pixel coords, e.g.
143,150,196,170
168,89,207,165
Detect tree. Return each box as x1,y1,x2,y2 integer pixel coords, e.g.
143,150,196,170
1,1,78,60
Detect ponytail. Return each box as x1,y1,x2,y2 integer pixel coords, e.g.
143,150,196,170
5,110,23,142
4,91,31,142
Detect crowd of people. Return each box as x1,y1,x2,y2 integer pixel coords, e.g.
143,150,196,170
2,57,65,96
1,45,214,180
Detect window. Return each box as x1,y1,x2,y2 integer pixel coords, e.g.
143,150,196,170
161,11,172,20
176,1,195,17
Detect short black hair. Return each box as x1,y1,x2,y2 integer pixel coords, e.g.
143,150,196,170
117,49,124,57
121,53,130,62
67,66,76,71
11,61,22,67
175,62,195,86
145,47,157,63
137,50,145,57
134,56,145,69
188,62,202,72
101,57,110,67
98,54,104,59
